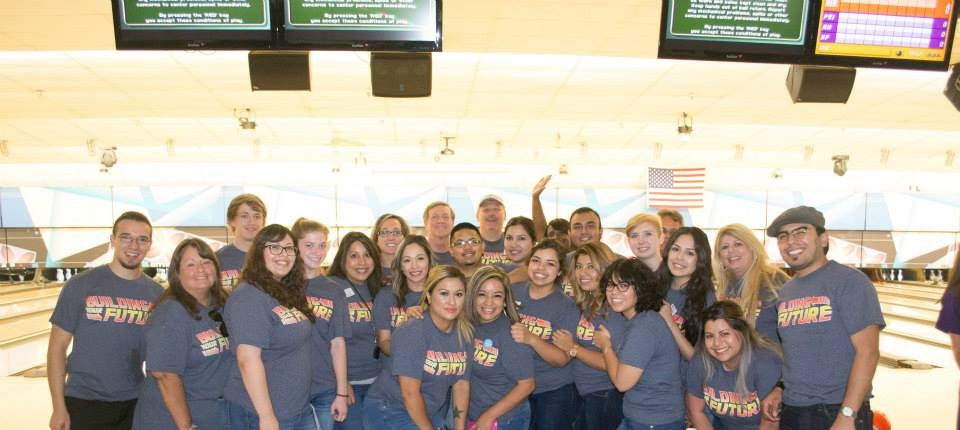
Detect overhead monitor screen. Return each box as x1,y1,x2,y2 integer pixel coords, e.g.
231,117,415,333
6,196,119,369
659,0,811,62
283,0,441,51
813,0,958,69
113,0,273,49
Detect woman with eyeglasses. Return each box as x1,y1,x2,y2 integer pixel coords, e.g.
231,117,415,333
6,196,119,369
510,239,580,430
551,243,627,430
713,224,789,343
658,226,717,361
294,218,351,430
223,224,316,429
132,238,231,430
364,266,473,430
371,214,410,288
373,235,434,358
686,301,783,430
503,216,536,284
466,266,535,430
327,232,383,430
593,258,685,430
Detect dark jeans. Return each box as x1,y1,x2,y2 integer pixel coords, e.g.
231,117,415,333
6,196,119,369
362,397,445,430
529,383,578,430
65,396,137,430
577,389,623,430
225,400,317,430
336,383,371,430
781,402,873,430
616,418,685,430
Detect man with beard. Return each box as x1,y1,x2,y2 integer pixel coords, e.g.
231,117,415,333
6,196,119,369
450,222,486,278
47,211,164,430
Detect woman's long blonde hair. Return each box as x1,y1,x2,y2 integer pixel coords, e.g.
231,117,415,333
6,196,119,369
571,242,618,320
713,224,788,323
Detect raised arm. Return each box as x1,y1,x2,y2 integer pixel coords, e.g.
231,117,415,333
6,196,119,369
532,175,551,241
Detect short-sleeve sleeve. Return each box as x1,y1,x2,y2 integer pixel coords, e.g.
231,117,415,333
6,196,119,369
503,341,535,382
685,353,706,395
49,280,85,333
391,321,427,380
145,309,189,374
225,286,273,349
752,348,783,399
332,288,352,339
619,321,656,371
837,272,885,335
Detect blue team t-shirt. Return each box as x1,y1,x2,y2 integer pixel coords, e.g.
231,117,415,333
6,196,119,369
481,238,510,267
512,281,579,394
49,265,164,401
133,299,231,430
306,276,351,395
215,244,246,289
618,310,684,426
572,309,628,395
326,276,381,381
367,315,470,417
776,260,885,406
468,315,535,420
222,282,312,419
686,347,782,430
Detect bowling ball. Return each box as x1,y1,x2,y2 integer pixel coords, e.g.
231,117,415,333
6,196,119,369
873,410,891,430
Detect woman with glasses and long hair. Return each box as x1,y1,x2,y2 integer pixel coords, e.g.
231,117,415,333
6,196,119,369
593,258,684,430
713,224,789,343
510,239,580,430
936,250,960,429
686,301,782,430
658,227,717,360
371,214,410,288
364,266,473,430
293,218,351,430
466,266,535,430
223,224,316,429
552,243,627,430
373,235,433,357
132,238,230,430
503,216,537,284
327,232,383,430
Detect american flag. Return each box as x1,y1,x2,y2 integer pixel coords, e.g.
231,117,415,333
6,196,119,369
647,167,706,209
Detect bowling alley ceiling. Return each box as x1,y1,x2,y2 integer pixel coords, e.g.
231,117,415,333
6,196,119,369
0,0,959,175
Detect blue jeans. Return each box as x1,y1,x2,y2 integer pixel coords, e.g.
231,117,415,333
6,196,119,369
362,397,445,430
310,390,337,430
335,383,371,430
781,402,873,430
578,389,623,430
529,383,577,430
225,400,317,430
616,418,685,430
495,400,531,430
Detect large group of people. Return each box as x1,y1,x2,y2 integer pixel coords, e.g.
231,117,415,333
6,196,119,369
48,178,905,430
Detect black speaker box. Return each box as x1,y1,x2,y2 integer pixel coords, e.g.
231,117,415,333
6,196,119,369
248,51,311,91
945,64,960,112
785,65,856,103
370,52,432,98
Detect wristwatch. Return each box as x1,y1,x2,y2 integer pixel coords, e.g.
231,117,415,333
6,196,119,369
568,344,579,358
840,405,855,418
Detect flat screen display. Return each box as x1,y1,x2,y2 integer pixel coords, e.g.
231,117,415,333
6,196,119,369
113,0,274,50
282,0,441,51
812,0,958,69
659,0,812,62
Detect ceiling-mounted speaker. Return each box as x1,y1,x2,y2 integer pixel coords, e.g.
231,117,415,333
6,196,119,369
786,65,856,103
370,52,432,98
945,64,960,112
249,51,310,91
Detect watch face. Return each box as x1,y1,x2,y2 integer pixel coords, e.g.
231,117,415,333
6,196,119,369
841,406,854,417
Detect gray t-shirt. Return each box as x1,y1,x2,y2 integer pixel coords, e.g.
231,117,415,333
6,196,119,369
573,309,628,395
215,244,246,289
373,288,423,332
434,251,454,266
512,281,579,394
222,283,312,419
307,277,351,395
367,315,470,417
49,265,164,401
665,285,717,332
727,272,788,344
133,299,231,430
468,315,535,420
481,237,509,267
327,276,381,381
618,310,684,426
776,260,885,406
686,347,782,430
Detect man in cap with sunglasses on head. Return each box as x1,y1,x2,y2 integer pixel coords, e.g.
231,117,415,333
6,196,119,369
761,206,884,430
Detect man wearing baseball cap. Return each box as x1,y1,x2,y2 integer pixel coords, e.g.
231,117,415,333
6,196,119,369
476,194,509,266
761,205,884,430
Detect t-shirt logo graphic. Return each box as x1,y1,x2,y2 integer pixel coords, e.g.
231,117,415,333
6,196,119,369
272,305,308,325
777,295,833,328
424,350,468,376
84,295,152,325
348,302,372,323
472,338,499,367
389,306,408,328
308,296,334,321
196,328,229,357
220,269,240,288
702,386,760,418
576,315,595,341
519,313,554,340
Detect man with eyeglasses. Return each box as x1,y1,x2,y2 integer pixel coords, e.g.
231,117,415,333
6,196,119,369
450,222,486,278
48,211,164,430
761,206,884,430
